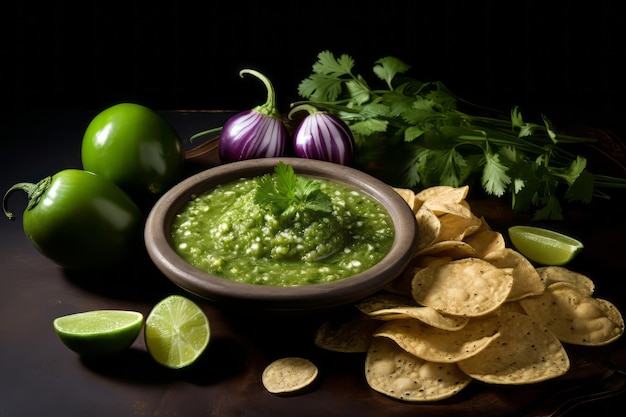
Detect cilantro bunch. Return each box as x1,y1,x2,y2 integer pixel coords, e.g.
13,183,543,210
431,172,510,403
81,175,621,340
295,51,626,220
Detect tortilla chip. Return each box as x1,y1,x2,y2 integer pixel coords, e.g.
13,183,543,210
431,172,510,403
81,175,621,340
356,293,417,311
498,300,527,315
463,218,506,258
416,185,469,207
425,200,474,219
519,282,624,346
416,240,477,259
262,357,319,394
415,206,441,251
457,312,570,384
393,187,420,213
483,248,545,301
411,258,513,317
357,293,469,331
365,337,472,402
536,266,595,295
435,212,482,243
374,318,500,363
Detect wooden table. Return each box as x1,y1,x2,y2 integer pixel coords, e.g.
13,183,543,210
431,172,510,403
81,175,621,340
2,110,626,417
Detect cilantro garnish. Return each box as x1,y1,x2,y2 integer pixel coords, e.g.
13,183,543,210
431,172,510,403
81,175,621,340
254,161,333,218
295,51,626,220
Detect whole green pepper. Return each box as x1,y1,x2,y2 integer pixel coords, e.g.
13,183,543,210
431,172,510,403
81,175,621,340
81,103,185,199
3,169,143,269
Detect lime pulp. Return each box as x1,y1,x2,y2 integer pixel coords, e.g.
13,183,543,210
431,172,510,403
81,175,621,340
144,295,210,369
508,225,584,266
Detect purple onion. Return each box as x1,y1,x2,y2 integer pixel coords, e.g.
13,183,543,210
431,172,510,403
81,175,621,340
291,108,355,165
218,110,288,162
218,69,288,163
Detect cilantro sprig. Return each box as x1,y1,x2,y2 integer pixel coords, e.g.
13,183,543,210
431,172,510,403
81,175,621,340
254,161,333,218
295,51,626,220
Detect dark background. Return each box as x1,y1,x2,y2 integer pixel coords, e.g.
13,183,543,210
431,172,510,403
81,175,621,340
2,3,626,416
4,0,626,139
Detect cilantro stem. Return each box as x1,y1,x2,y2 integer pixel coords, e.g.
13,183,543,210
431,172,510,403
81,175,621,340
593,175,626,187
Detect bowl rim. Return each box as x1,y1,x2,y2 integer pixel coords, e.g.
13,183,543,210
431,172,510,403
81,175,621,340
145,157,418,311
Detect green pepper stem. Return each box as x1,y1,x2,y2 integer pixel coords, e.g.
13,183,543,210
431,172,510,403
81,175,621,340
240,69,281,119
3,177,51,220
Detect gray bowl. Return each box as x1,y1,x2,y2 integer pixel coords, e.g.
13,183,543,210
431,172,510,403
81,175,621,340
144,157,418,312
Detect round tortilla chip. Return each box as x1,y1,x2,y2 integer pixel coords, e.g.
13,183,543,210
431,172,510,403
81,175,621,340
357,293,469,331
373,318,500,363
262,357,319,394
536,266,595,295
519,282,624,346
411,258,514,317
365,337,472,402
457,312,570,384
483,248,545,301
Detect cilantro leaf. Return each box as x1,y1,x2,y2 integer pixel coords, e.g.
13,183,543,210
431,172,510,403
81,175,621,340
298,74,344,102
298,51,356,102
345,76,371,105
254,161,333,218
555,155,587,186
350,119,389,140
482,148,511,197
565,168,594,203
312,50,354,77
373,56,410,89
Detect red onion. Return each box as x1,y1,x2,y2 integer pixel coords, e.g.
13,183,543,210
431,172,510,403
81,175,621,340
290,104,355,165
218,69,289,163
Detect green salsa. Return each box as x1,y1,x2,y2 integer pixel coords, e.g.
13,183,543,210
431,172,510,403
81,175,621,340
171,176,395,286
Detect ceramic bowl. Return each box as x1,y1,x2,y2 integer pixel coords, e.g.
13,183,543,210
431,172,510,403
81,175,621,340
144,157,418,312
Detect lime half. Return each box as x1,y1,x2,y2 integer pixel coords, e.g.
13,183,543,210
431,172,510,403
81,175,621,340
508,225,584,266
53,310,143,357
144,295,210,369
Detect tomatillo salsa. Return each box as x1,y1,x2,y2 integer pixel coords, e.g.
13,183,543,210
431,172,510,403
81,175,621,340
171,170,395,286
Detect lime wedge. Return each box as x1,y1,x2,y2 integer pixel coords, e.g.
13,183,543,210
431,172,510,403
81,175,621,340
144,295,210,369
53,310,143,357
508,225,584,266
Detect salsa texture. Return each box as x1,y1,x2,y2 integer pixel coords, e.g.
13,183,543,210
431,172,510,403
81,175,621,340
171,176,394,286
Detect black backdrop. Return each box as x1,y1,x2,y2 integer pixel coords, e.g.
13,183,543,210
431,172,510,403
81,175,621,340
5,0,626,138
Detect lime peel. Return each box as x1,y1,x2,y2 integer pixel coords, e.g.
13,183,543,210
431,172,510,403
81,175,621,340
53,310,143,357
508,225,584,266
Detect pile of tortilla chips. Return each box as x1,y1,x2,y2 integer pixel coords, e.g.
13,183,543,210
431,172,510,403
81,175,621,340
314,185,625,402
